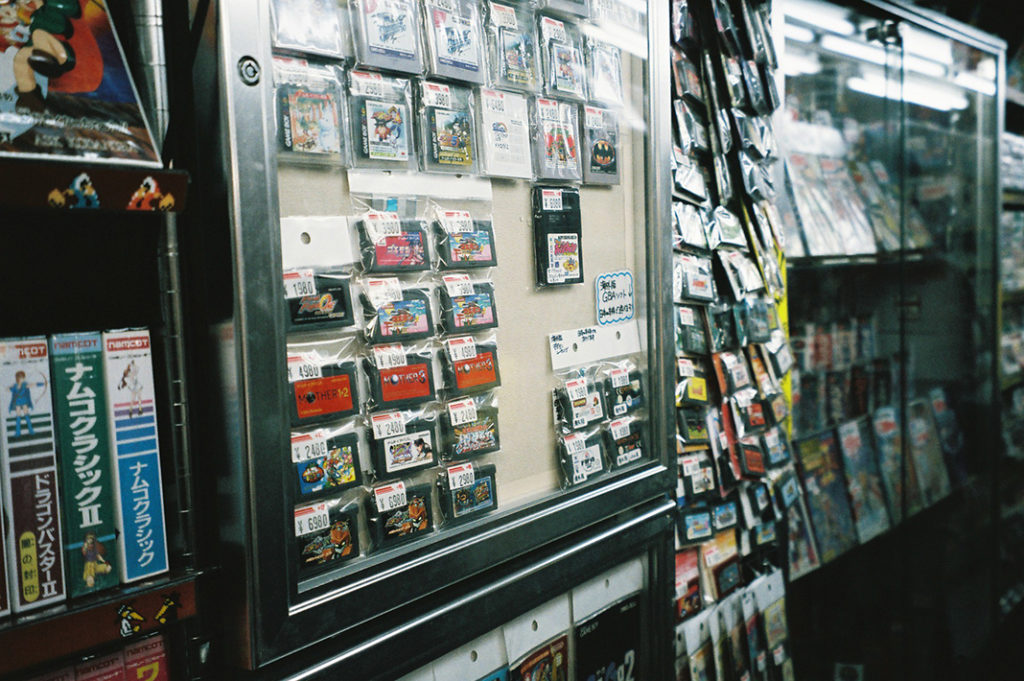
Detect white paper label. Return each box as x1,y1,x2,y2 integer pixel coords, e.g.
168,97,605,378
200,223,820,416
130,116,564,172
541,188,563,212
446,336,478,361
291,430,329,463
351,70,385,97
442,273,475,296
571,444,603,483
294,502,330,536
482,88,506,114
283,269,317,299
584,106,604,130
772,646,786,665
610,369,629,388
547,267,567,284
287,355,322,383
678,358,695,377
566,377,588,402
610,418,631,441
447,463,475,489
447,397,478,426
373,343,407,369
432,0,456,11
537,99,560,122
372,411,406,440
366,277,403,308
439,209,474,233
541,16,567,43
564,433,586,454
679,306,695,326
490,2,518,28
374,481,408,512
423,81,452,109
681,457,700,476
364,211,401,243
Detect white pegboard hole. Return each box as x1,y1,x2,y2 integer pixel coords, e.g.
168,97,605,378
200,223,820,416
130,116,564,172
531,620,539,631
470,651,478,663
300,231,311,244
604,578,611,589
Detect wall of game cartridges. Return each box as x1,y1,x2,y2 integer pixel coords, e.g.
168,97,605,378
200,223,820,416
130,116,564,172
268,0,655,579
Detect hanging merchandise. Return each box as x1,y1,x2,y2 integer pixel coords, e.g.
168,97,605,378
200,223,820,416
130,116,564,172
418,80,480,174
604,416,648,469
438,278,498,333
434,211,499,269
532,98,583,181
440,334,501,397
581,105,619,185
360,280,434,343
437,462,498,524
348,71,417,170
368,408,437,478
477,89,534,179
439,392,501,460
422,0,486,83
484,1,541,93
271,0,348,58
585,37,623,107
290,423,364,500
350,0,424,73
284,269,356,331
533,186,583,286
273,58,347,164
294,498,360,574
286,343,361,426
357,213,432,273
366,482,434,548
363,342,437,409
537,14,587,100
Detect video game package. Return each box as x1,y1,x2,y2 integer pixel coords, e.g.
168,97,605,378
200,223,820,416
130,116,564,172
294,498,360,573
366,481,434,548
423,0,486,82
368,409,437,478
554,372,606,430
676,355,711,408
907,399,952,506
837,418,891,543
676,304,708,355
438,462,498,523
477,89,533,179
440,392,500,459
290,425,363,500
272,0,348,57
283,269,356,331
575,594,643,681
559,428,606,486
532,98,582,181
537,0,589,18
792,430,858,564
510,635,569,681
673,201,710,252
872,405,923,522
360,282,434,344
364,344,437,409
123,634,170,681
357,213,431,274
434,212,499,268
287,347,361,426
0,337,65,611
538,15,587,100
586,38,623,106
51,332,119,598
673,253,716,303
604,416,647,468
441,336,501,396
533,186,583,286
350,0,424,73
75,652,125,681
348,71,416,170
485,2,541,93
678,505,714,546
418,81,480,174
438,278,498,333
273,58,346,164
581,105,619,185
102,329,169,583
601,362,643,417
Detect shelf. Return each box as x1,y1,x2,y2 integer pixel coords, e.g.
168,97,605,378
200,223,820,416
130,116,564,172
0,570,199,676
1007,87,1024,109
0,158,188,213
786,249,939,270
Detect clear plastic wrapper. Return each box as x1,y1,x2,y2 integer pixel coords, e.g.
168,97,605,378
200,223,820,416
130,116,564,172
706,206,746,250
731,388,767,439
348,71,417,170
713,154,733,203
350,0,424,73
360,279,434,343
274,58,347,164
294,497,360,574
676,354,712,408
438,277,498,333
532,98,583,181
762,426,790,468
367,408,437,478
706,303,738,353
673,252,716,303
677,407,709,443
272,0,347,58
434,210,499,268
765,329,794,376
716,108,733,155
713,351,753,397
673,99,709,158
672,50,704,106
604,416,648,469
673,201,709,251
741,59,769,115
363,342,437,409
600,360,643,417
418,80,480,174
538,15,587,100
357,213,431,273
676,303,708,355
741,298,771,344
537,0,589,18
671,0,699,52
290,422,364,500
558,427,607,487
553,369,607,430
677,505,713,546
437,462,498,523
722,55,747,109
533,186,584,286
679,448,717,502
365,481,434,549
440,392,501,459
672,151,709,203
283,268,356,331
712,497,738,532
581,105,619,185
585,38,622,106
287,341,361,427
712,0,741,56
484,2,541,93
423,0,486,83
717,250,764,300
477,88,533,179
441,334,501,396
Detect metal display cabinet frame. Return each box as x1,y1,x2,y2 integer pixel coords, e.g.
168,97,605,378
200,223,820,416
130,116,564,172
187,0,675,670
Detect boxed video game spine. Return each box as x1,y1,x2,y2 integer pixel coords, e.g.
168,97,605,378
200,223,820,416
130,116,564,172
75,651,126,681
438,461,498,523
0,336,66,612
123,633,170,681
102,329,169,583
51,332,119,598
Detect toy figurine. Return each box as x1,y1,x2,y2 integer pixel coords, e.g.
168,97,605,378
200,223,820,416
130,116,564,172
11,0,82,112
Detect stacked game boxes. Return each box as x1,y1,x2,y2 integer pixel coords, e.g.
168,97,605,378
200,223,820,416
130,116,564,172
0,329,168,616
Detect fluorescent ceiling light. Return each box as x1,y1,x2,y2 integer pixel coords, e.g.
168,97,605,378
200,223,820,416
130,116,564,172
847,73,968,111
783,52,822,76
904,54,947,78
784,23,815,43
954,71,996,96
783,0,855,36
820,34,888,65
902,25,953,65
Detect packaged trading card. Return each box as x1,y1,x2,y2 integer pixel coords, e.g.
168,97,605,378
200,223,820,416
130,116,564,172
676,304,708,355
836,418,891,543
75,652,125,681
581,105,619,185
679,449,717,501
533,186,584,286
419,81,479,173
368,410,437,478
792,430,858,563
559,428,606,486
283,269,355,331
673,253,715,303
274,58,346,164
294,498,360,573
358,213,431,274
673,201,709,251
348,71,416,170
510,635,569,681
101,330,169,584
423,0,486,83
361,283,434,343
438,278,498,333
601,363,643,417
434,211,499,268
676,355,711,408
675,548,702,621
907,399,952,506
678,506,714,546
538,15,586,100
287,349,361,426
440,392,500,459
438,462,498,523
477,88,533,179
532,98,582,181
124,634,170,681
367,481,434,547
604,416,647,468
350,0,424,73
485,2,541,93
290,426,363,499
586,38,622,106
272,0,346,57
51,333,118,598
1,337,66,611
575,594,643,681
441,337,501,396
364,344,437,409
554,373,606,429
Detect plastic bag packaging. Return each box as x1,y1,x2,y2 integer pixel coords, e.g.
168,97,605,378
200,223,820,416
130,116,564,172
679,448,718,502
558,427,607,487
672,151,710,203
712,154,733,204
438,276,499,333
283,268,356,332
477,88,534,179
718,250,765,300
706,303,738,353
357,212,431,273
273,58,348,164
581,105,619,185
360,278,434,343
741,59,770,115
350,0,424,73
714,350,753,397
731,387,768,439
363,341,438,409
532,97,583,181
533,186,584,286
604,415,648,469
440,333,501,396
418,80,480,174
365,481,434,549
715,108,733,155
673,99,710,157
440,391,500,459
434,209,499,268
422,0,486,83
677,407,709,443
762,426,791,468
367,407,437,478
677,504,714,547
538,14,587,100
599,359,644,417
585,37,622,106
348,71,417,170
290,420,365,500
721,55,747,109
536,0,589,19
553,368,607,430
676,354,712,408
676,303,709,355
673,252,716,303
484,1,541,93
287,338,361,427
672,50,704,106
272,0,348,58
294,497,361,574
437,461,498,524
673,201,709,251
741,297,772,344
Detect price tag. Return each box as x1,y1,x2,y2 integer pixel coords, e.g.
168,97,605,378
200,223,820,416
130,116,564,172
678,306,695,326
677,358,695,377
718,431,729,452
366,277,403,308
673,260,684,300
423,81,452,109
351,70,385,97
373,343,407,369
364,211,401,243
610,368,629,388
446,336,477,361
490,2,518,28
565,377,588,403
439,210,474,233
287,355,322,383
563,433,586,454
541,16,567,42
432,0,456,11
291,429,329,463
772,645,786,665
756,652,767,672
681,456,700,476
371,411,406,440
442,273,475,296
537,98,560,122
764,428,779,449
609,418,631,441
584,106,604,130
447,463,475,489
374,481,407,512
294,502,330,536
703,545,720,566
734,389,753,408
447,397,478,426
481,88,505,113
283,269,317,299
541,189,563,213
